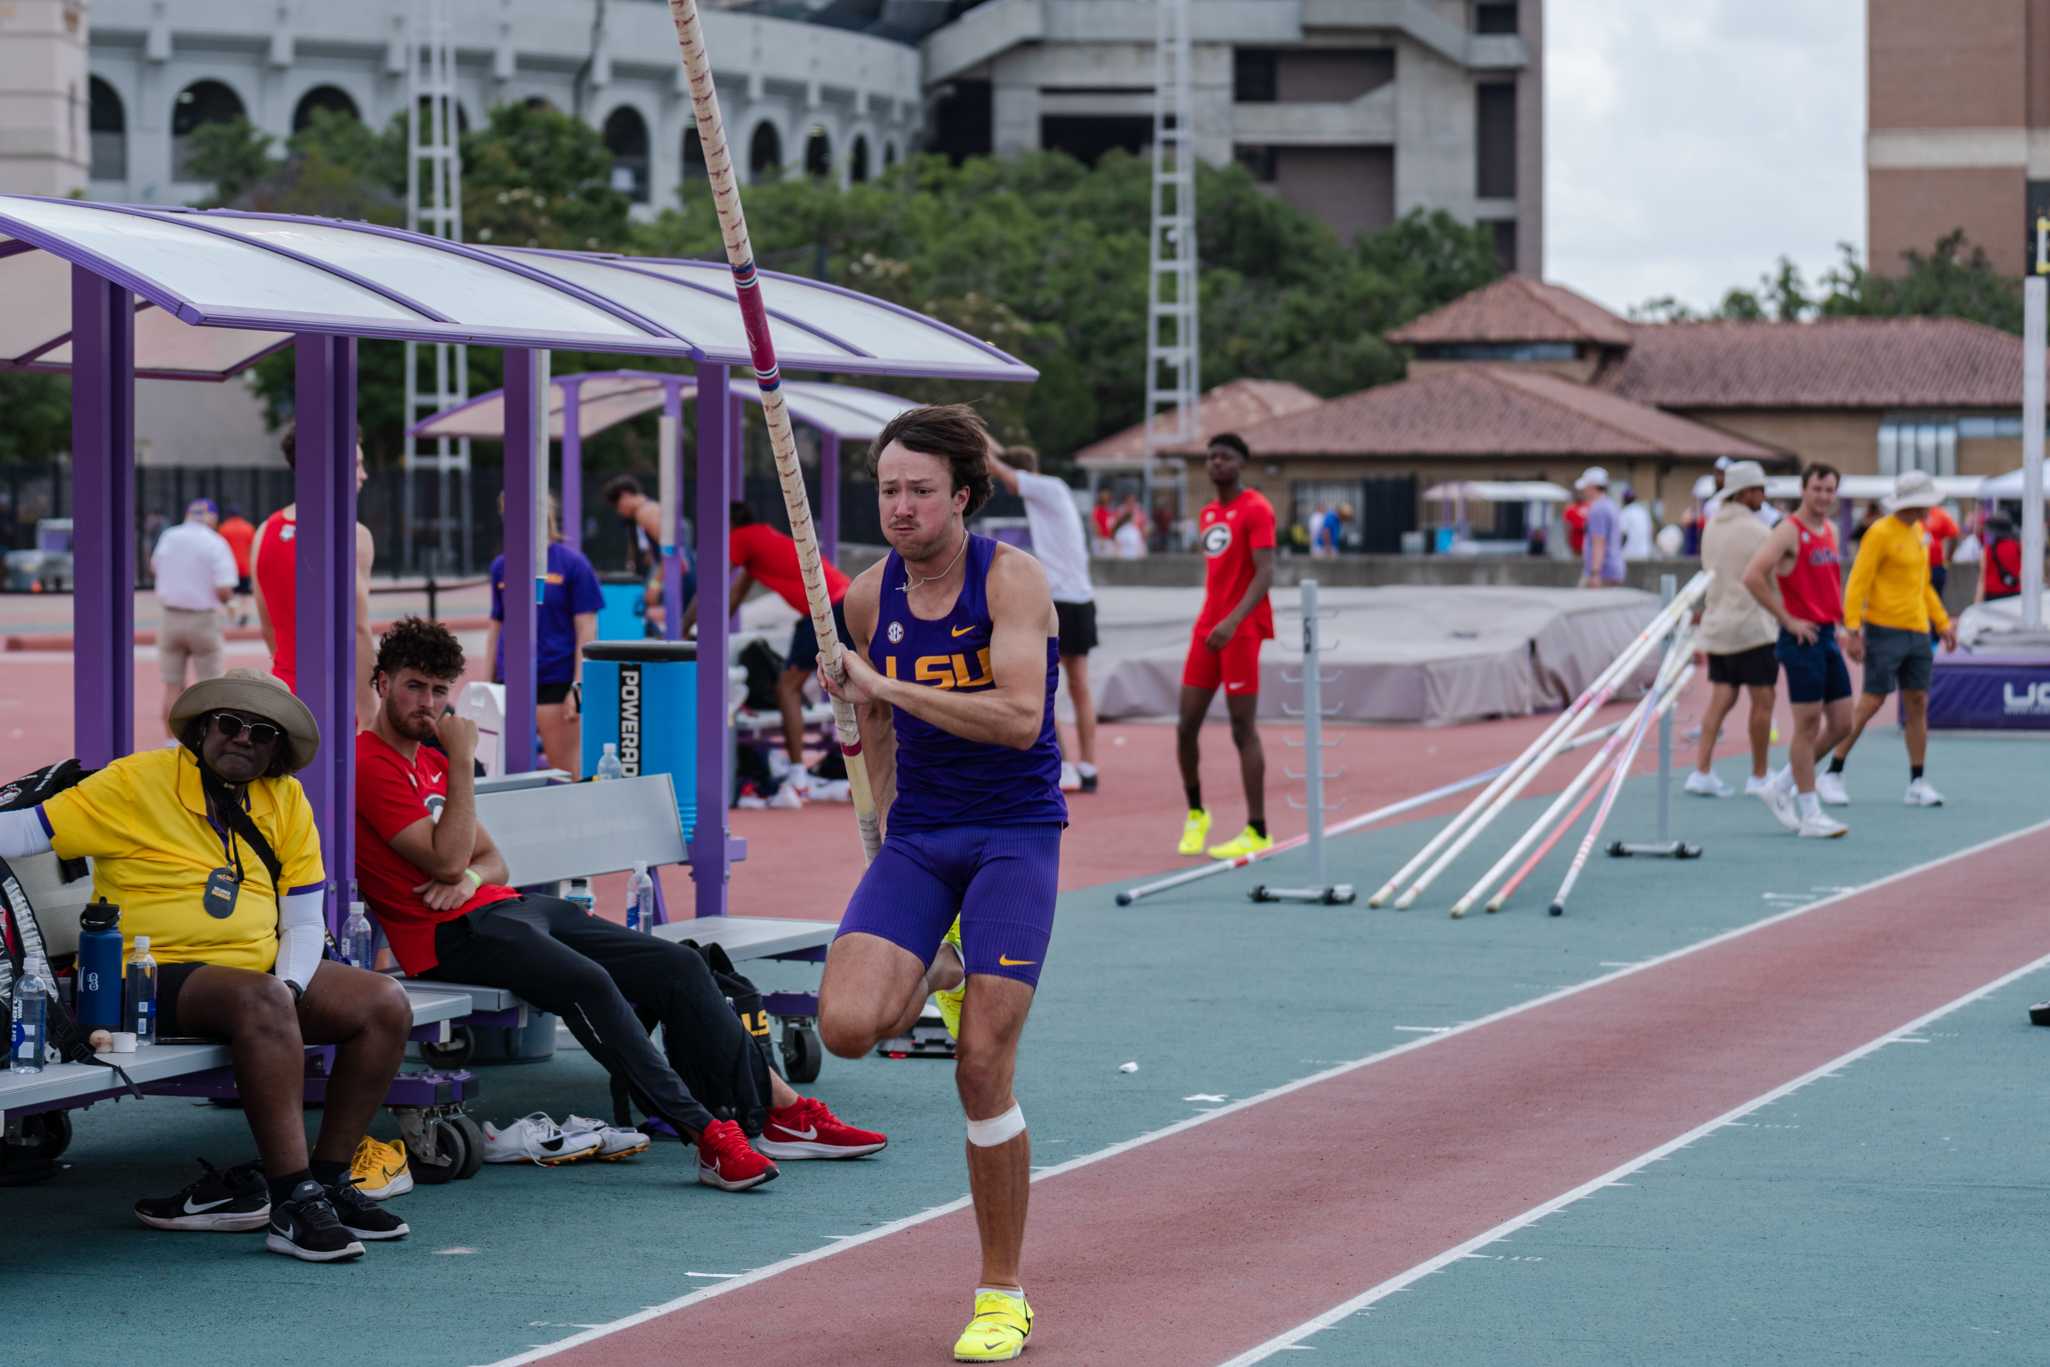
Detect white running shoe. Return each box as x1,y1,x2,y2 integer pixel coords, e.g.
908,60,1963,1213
1815,771,1850,806
1759,774,1801,832
1683,770,1733,798
560,1115,654,1161
1797,811,1849,839
1059,762,1082,793
1742,774,1774,797
767,783,804,810
1903,777,1945,807
481,1113,604,1166
809,778,852,802
782,766,814,795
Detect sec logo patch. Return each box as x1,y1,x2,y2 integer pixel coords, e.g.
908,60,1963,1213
1201,523,1232,557
886,620,905,645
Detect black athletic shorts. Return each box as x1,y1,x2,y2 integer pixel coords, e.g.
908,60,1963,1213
537,680,573,706
1055,599,1098,657
787,599,852,675
155,960,218,1039
1706,642,1778,689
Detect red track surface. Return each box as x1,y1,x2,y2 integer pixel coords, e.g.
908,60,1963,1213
534,823,2050,1365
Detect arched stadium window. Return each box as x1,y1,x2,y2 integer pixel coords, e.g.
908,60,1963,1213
681,126,705,202
89,77,126,181
292,85,360,134
883,141,898,169
850,135,870,183
804,126,832,180
171,79,245,180
749,121,781,182
604,106,650,203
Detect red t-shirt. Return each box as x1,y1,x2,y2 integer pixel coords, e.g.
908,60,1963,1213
219,516,256,578
1983,538,2023,599
353,729,519,974
1923,507,1958,567
1195,488,1276,638
730,523,849,614
1563,501,1588,556
255,510,297,689
1093,504,1115,540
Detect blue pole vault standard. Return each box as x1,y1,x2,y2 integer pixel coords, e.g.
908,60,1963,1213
692,363,732,919
819,430,841,565
502,349,541,774
292,333,359,931
662,379,686,643
70,268,135,769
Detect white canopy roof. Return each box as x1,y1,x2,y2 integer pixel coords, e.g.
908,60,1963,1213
1976,467,2050,499
411,371,919,442
1762,474,1986,502
0,196,1033,384
1424,480,1574,504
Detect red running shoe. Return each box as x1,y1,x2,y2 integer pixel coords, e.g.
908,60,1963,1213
696,1119,778,1191
757,1096,889,1160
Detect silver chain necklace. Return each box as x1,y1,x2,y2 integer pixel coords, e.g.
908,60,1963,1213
899,530,968,592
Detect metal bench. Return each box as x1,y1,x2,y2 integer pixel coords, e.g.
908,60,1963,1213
419,772,836,1080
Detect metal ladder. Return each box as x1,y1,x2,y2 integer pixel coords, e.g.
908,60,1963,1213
1140,0,1199,540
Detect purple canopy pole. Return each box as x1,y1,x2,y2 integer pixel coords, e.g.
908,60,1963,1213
819,431,841,565
662,380,686,642
291,333,358,930
691,363,732,919
502,350,541,774
560,380,584,555
69,268,135,767
730,395,744,491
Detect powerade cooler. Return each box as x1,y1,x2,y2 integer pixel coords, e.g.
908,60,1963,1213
580,640,700,842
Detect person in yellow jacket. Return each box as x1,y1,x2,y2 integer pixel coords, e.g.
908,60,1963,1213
1825,470,1957,807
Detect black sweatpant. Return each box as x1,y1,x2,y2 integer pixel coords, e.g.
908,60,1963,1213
425,895,750,1138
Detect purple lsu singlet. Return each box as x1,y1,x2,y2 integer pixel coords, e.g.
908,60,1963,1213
868,534,1067,832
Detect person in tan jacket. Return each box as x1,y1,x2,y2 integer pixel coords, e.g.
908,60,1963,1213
1688,461,1780,797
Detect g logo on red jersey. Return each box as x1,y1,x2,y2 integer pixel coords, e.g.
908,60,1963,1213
1201,523,1232,557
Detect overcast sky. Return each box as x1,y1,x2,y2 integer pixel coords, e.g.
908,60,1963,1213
1544,0,1865,317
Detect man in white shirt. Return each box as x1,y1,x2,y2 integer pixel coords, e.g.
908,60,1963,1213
151,497,239,738
1617,486,1656,562
986,444,1101,792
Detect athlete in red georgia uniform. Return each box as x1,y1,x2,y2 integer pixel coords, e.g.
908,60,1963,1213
1174,432,1276,859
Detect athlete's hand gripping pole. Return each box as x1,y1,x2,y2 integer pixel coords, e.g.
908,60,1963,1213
665,0,879,862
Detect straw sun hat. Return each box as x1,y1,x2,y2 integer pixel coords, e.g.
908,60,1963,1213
168,668,321,773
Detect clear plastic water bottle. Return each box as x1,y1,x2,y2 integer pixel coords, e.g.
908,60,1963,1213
128,936,159,1045
343,898,374,971
10,965,49,1073
593,743,624,782
626,862,655,934
565,876,595,917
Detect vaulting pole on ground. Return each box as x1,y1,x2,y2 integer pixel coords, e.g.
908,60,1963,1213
1548,662,1695,917
2023,228,2045,630
666,0,879,861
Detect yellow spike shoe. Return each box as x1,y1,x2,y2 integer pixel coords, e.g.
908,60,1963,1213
952,1289,1033,1363
1207,826,1274,860
933,917,965,1040
1176,808,1212,856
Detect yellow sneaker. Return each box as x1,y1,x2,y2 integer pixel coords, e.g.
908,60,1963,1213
934,917,965,1040
952,1288,1033,1362
1207,826,1274,860
350,1133,414,1200
1176,808,1212,856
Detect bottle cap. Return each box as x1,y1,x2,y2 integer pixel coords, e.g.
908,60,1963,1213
133,935,151,950
81,899,120,932
603,741,617,752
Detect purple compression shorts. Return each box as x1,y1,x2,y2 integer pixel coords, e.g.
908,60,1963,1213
836,823,1061,988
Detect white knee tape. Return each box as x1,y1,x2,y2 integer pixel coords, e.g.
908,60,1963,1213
966,1102,1025,1147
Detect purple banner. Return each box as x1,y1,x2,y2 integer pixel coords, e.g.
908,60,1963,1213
1928,654,2050,729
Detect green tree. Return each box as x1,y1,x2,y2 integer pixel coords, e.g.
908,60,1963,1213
182,118,276,205
463,103,630,250
0,374,71,463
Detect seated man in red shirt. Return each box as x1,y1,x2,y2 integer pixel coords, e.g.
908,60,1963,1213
683,503,853,791
353,617,885,1191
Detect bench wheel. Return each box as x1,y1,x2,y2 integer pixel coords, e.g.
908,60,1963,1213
780,1022,822,1085
398,1111,469,1185
420,1025,475,1069
452,1113,486,1180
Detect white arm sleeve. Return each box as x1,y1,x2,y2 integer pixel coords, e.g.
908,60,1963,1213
274,887,328,987
0,807,56,860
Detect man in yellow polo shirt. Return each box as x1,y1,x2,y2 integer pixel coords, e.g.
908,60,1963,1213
1825,470,1958,808
0,671,413,1262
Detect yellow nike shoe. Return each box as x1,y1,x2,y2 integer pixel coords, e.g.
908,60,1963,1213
953,1289,1033,1363
934,917,965,1040
1207,826,1274,860
350,1133,414,1200
1176,808,1212,856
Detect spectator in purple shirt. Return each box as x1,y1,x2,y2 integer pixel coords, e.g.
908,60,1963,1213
1576,466,1627,587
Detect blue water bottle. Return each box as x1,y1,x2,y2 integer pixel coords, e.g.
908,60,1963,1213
75,899,124,1029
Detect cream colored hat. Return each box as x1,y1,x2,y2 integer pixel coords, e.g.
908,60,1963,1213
1721,461,1767,495
168,668,321,772
1575,466,1609,490
1884,469,1941,513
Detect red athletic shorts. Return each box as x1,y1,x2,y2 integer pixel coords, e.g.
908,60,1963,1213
1181,624,1265,696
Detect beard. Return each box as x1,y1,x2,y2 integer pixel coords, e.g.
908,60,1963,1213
385,696,439,742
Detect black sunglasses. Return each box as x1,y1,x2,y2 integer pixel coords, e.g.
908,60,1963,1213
210,713,283,747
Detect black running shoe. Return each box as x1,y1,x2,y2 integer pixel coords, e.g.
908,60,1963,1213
134,1158,269,1233
325,1175,410,1241
265,1179,366,1262
1078,771,1098,795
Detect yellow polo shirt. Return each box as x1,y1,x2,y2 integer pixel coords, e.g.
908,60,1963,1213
41,748,325,972
1843,514,1950,634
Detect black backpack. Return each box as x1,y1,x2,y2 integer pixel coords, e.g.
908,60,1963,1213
0,759,94,884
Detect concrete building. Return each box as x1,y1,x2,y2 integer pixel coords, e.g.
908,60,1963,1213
1866,0,2050,277
0,2,90,197
924,0,1543,268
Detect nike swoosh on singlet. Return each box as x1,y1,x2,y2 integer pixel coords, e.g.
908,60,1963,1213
951,624,977,637
998,955,1035,967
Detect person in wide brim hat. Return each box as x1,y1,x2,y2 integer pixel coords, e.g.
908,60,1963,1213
168,668,321,773
1883,468,1943,514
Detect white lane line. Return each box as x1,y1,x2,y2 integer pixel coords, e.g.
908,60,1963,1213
473,817,2050,1367
1391,1026,1450,1034
1216,947,2050,1366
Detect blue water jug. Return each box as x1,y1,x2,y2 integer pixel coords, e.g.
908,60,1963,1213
75,898,123,1030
